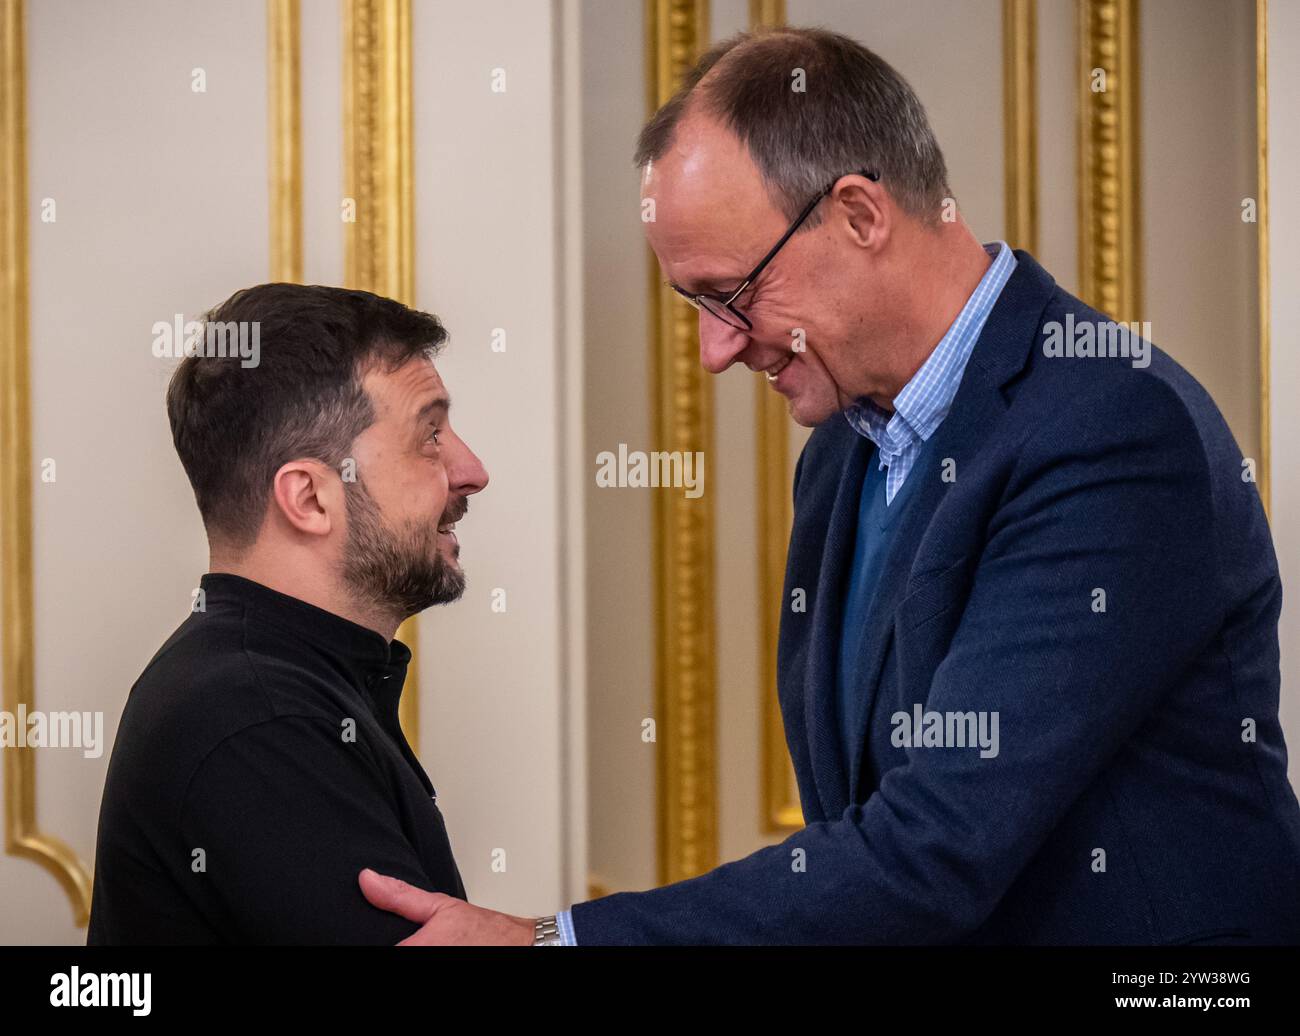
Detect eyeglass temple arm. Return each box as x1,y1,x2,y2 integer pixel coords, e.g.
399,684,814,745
724,169,879,304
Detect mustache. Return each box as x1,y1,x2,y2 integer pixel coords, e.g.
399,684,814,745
439,497,468,526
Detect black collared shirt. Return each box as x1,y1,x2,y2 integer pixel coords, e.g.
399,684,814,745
88,573,465,945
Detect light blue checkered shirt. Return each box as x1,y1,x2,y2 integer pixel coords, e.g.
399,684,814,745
555,908,576,946
844,241,1015,503
550,242,1015,947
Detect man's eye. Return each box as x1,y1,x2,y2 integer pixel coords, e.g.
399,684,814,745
427,426,442,446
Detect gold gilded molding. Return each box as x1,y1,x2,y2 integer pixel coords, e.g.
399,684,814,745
0,0,94,924
747,0,802,834
646,0,718,884
1003,0,1038,254
268,0,303,282
343,0,421,747
1077,0,1141,322
756,381,802,832
1256,0,1269,517
748,0,784,28
344,0,413,302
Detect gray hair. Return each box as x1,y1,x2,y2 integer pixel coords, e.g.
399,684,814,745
635,27,951,227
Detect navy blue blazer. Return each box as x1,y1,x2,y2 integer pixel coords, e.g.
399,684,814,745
572,251,1300,944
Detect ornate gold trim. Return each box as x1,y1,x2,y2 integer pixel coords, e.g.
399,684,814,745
1077,0,1141,322
342,0,421,747
746,0,803,834
647,0,718,884
1003,0,1038,254
1256,0,1269,516
756,377,802,832
748,0,784,28
0,0,94,925
344,0,413,302
268,0,302,282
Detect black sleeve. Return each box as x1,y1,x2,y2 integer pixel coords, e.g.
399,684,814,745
178,714,430,944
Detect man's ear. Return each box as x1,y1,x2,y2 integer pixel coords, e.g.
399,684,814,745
270,459,339,538
833,173,890,251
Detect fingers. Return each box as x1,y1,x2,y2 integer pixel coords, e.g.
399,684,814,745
357,868,445,923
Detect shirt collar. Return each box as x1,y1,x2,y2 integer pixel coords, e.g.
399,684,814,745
198,572,411,692
846,241,1016,456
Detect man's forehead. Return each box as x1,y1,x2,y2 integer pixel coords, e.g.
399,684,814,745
641,115,777,285
362,353,448,413
641,116,765,207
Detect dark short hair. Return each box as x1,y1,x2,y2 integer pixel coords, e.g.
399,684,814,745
166,283,446,549
635,26,951,225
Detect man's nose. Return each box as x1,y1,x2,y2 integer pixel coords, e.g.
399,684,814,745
446,438,489,497
697,311,750,375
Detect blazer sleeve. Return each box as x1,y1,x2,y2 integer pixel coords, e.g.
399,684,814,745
570,374,1223,944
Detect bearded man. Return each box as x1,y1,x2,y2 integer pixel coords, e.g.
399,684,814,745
88,284,487,944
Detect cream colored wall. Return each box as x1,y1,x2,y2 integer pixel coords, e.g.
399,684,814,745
1,0,268,941
301,0,343,288
410,0,583,916
580,0,656,895
1142,0,1259,463
1268,0,1300,789
1036,0,1079,291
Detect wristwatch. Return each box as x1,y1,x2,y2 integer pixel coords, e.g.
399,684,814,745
532,914,561,946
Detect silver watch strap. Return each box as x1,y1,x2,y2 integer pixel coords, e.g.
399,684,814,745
532,914,561,946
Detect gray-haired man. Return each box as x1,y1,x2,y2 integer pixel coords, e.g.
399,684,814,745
362,26,1300,946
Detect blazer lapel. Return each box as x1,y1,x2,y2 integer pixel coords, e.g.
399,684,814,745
843,250,1059,798
842,382,1007,796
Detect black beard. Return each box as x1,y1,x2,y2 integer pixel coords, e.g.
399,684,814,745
340,478,465,622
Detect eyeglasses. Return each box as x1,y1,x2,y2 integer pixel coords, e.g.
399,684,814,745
670,169,880,331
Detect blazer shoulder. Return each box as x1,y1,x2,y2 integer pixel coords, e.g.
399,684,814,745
1016,287,1238,459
